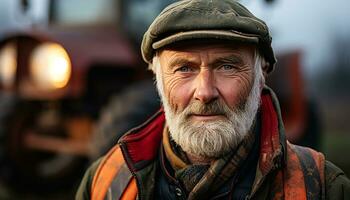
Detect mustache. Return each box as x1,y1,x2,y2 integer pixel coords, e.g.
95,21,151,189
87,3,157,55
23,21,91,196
182,99,235,117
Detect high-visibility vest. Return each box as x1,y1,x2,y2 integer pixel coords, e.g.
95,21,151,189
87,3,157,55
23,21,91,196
90,142,325,200
90,145,137,200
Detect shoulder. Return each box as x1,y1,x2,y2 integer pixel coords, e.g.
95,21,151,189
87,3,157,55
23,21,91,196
285,143,350,198
325,160,350,199
75,158,103,200
76,144,129,200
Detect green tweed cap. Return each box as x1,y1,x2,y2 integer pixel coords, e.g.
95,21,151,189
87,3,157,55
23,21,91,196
141,0,276,73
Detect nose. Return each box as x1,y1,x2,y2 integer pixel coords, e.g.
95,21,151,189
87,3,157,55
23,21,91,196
193,69,219,103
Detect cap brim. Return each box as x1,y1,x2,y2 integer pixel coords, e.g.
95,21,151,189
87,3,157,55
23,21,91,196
152,30,259,50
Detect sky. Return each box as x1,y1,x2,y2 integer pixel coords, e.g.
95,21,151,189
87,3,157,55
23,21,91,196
243,0,350,77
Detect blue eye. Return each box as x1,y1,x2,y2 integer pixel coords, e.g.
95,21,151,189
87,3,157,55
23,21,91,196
216,64,238,75
224,65,233,70
177,66,191,72
221,65,235,71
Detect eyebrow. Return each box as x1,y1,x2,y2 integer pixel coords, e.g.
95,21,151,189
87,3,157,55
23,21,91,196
166,54,244,70
167,58,198,70
209,55,243,68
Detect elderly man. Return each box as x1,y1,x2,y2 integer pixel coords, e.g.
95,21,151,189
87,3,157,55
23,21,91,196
76,0,350,199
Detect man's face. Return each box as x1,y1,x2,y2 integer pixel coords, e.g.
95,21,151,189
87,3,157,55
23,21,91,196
156,41,263,158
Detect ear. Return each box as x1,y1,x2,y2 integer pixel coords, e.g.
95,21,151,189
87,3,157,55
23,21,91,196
150,52,161,74
261,59,270,78
263,71,268,78
258,65,266,91
259,75,265,91
148,63,155,74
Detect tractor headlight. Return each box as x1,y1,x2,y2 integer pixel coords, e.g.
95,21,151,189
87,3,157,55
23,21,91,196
0,42,17,87
30,43,71,90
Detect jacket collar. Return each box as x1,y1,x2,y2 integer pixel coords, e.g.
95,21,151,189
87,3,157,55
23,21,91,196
259,87,286,175
118,109,165,171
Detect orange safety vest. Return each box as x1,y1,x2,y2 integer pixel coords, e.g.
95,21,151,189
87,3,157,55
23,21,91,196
91,145,137,200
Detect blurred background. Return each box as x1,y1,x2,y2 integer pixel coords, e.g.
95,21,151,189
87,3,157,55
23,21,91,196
0,0,349,199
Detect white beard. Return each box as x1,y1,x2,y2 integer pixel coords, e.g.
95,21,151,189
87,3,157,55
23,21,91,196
154,55,263,159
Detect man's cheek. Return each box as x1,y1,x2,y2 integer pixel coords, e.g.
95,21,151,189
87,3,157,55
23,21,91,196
167,90,186,114
217,86,242,111
166,80,192,113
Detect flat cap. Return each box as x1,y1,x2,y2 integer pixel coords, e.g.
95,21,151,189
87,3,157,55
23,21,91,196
141,0,276,73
